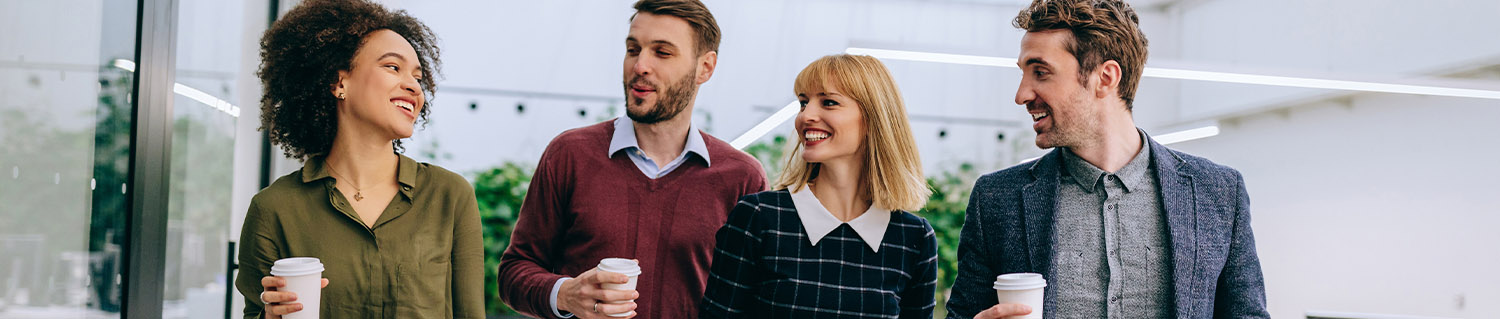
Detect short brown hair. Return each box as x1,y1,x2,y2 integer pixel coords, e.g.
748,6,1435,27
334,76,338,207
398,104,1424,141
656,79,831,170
1014,0,1148,109
632,0,721,55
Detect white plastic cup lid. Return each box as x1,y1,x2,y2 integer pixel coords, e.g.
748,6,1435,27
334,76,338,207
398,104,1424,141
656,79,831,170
993,273,1047,290
270,257,325,277
597,258,642,277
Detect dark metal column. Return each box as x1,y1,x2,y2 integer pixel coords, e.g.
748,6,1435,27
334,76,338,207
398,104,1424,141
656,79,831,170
122,0,179,317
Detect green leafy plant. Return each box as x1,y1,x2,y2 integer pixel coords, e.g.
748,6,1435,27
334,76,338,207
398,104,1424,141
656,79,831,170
918,162,978,318
742,134,789,182
471,163,532,316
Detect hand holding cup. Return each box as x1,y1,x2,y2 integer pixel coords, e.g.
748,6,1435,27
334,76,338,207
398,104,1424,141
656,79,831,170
261,257,326,319
987,273,1046,319
259,276,329,319
557,259,640,319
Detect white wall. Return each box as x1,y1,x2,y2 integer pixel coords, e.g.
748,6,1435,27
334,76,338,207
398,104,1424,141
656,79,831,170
1170,91,1500,318
1159,3,1500,316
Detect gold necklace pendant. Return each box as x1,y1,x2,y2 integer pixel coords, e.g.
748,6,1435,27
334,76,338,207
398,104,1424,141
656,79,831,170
326,163,365,202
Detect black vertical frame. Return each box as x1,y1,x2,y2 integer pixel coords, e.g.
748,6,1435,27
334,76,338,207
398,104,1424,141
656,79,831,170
259,0,281,189
122,0,179,317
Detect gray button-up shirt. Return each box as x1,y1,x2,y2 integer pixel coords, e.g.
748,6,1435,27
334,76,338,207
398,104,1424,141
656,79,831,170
1051,131,1174,318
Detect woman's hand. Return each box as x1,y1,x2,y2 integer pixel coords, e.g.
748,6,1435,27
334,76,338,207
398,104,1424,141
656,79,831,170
259,276,330,319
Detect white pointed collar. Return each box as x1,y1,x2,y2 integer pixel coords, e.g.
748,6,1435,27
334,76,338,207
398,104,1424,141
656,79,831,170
789,186,892,252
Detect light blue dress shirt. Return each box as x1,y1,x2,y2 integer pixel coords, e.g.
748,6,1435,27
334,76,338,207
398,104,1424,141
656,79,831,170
607,116,712,178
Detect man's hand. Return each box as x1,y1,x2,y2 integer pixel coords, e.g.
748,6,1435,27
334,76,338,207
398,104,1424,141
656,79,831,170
260,276,330,319
557,268,639,318
974,303,1033,319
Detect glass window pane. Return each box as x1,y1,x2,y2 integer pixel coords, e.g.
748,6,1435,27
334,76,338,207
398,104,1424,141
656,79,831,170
0,0,138,317
162,1,266,318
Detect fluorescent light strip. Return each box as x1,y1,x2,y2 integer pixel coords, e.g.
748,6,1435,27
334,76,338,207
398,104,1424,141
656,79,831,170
846,48,1017,68
1016,125,1220,164
846,47,1500,100
1152,125,1219,145
173,83,241,117
1145,68,1500,100
113,59,240,118
112,59,136,73
731,101,800,150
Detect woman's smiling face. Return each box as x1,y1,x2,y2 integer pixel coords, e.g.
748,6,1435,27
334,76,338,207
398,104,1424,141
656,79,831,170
796,81,866,165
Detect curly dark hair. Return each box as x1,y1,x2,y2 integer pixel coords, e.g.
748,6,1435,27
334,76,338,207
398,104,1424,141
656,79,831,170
257,0,442,160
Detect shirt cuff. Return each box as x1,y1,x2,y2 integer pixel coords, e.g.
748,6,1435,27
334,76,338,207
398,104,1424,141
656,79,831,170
551,277,574,318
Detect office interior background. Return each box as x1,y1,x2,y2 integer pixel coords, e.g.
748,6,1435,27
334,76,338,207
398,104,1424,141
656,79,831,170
2,0,1498,318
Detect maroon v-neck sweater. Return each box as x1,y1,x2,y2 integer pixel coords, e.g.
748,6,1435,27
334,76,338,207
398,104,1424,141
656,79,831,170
498,120,767,318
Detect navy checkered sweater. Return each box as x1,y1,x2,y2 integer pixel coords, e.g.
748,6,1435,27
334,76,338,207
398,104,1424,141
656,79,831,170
701,190,938,319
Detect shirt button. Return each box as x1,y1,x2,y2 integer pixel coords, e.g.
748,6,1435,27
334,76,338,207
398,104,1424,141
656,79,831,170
402,186,411,191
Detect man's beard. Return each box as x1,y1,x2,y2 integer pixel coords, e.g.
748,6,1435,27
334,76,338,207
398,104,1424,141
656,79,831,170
624,69,698,124
1032,91,1097,150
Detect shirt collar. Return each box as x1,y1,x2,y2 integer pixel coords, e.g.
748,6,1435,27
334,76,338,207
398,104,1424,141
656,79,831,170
1060,129,1153,193
788,187,891,252
607,117,711,166
301,153,419,197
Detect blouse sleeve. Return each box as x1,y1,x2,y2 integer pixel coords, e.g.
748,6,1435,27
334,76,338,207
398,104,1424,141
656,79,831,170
900,220,939,319
700,194,765,319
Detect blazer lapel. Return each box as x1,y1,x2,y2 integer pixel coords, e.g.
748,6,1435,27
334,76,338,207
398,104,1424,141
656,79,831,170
1150,137,1198,318
1021,150,1061,275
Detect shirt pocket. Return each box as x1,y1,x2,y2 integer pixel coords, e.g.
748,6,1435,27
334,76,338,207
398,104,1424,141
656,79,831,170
396,259,451,318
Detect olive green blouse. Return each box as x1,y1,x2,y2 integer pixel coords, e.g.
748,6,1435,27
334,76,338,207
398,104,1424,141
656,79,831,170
235,154,483,319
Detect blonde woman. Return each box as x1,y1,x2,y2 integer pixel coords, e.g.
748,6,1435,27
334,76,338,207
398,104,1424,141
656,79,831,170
701,54,936,318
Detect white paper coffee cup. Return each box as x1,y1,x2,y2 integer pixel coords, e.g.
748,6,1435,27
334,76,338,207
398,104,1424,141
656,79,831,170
596,258,641,317
270,257,325,319
993,273,1046,319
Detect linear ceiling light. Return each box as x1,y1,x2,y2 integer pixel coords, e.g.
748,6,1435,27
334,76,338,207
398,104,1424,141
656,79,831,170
1152,125,1219,145
846,47,1500,100
113,59,240,117
173,83,241,117
731,100,799,149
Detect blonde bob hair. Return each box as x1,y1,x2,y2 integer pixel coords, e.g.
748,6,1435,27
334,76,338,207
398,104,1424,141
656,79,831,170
773,54,931,212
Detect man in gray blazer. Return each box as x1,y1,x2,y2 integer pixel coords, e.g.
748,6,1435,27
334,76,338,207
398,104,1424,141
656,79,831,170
946,1,1269,318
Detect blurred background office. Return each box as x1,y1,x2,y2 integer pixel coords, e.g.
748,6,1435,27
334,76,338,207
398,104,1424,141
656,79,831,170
1,0,1496,318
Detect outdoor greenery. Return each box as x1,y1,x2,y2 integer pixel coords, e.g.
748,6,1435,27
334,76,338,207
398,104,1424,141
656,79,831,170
471,162,531,316
470,134,980,317
921,163,979,319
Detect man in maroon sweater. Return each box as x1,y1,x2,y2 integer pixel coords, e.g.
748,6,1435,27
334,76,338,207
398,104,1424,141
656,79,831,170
497,1,767,318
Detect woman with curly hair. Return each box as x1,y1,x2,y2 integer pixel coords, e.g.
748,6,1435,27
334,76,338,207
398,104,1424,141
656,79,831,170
234,0,481,318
